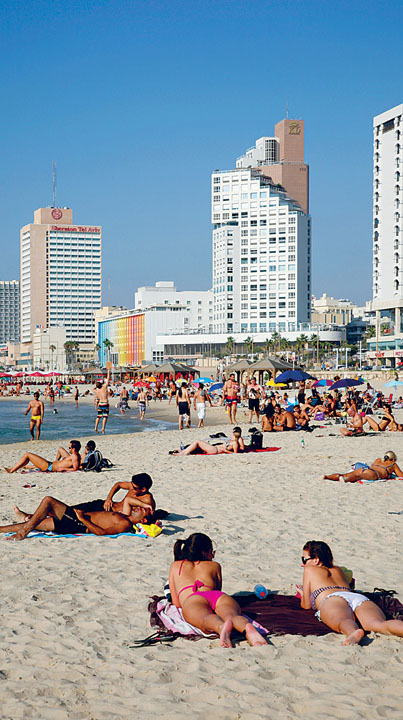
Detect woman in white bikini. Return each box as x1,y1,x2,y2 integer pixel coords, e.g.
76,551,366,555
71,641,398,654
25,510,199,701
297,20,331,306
300,540,403,645
169,533,267,647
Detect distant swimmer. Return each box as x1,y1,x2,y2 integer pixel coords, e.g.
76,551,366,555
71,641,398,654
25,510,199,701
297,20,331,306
25,391,44,441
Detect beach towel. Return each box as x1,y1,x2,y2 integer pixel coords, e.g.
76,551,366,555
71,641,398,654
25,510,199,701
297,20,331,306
145,590,403,641
5,521,163,540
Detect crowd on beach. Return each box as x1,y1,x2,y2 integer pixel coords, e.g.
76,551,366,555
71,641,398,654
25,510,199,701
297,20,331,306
2,367,403,649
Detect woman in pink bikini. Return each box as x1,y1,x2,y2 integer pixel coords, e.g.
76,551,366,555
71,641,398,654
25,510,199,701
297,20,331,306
169,533,267,647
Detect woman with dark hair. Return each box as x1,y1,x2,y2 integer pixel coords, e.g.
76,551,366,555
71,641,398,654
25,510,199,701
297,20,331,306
300,540,403,645
169,533,267,647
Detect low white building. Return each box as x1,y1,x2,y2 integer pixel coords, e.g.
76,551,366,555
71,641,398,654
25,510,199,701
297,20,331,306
32,326,66,371
135,281,213,331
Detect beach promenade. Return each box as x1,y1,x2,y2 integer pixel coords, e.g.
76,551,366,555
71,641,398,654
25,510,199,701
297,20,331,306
0,405,402,719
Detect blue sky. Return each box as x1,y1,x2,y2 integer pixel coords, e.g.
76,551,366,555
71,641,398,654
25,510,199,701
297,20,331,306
0,0,402,306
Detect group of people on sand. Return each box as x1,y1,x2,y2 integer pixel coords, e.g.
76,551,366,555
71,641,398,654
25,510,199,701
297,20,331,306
168,534,403,648
0,472,156,541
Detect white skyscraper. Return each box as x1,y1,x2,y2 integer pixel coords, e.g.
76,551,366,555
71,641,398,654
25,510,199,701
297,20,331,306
373,103,403,301
20,207,102,344
212,167,311,334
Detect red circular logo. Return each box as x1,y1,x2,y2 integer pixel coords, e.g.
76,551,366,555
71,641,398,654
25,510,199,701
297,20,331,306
51,208,63,220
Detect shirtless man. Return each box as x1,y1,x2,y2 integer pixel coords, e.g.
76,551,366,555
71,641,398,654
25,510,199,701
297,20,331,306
25,392,44,441
294,405,310,430
246,377,263,423
222,373,239,424
5,440,81,474
176,383,191,430
0,495,142,541
137,387,149,421
193,383,212,428
103,473,155,517
119,385,129,415
94,366,111,434
340,402,364,436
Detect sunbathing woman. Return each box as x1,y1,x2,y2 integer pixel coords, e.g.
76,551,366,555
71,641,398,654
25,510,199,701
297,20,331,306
169,532,267,647
363,405,403,433
323,450,403,482
175,427,245,455
300,540,403,645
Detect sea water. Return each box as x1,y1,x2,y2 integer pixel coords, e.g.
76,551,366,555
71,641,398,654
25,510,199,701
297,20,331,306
0,398,174,445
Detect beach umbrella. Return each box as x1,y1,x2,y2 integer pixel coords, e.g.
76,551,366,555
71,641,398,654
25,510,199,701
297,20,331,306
329,378,363,390
265,379,287,388
275,370,316,383
384,380,403,388
193,377,212,384
209,382,224,392
312,379,333,387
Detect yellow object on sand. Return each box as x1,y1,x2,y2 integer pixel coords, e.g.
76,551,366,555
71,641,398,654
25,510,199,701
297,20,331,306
135,522,163,538
266,379,287,388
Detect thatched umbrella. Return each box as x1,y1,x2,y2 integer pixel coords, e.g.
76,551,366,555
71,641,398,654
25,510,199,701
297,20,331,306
249,357,295,384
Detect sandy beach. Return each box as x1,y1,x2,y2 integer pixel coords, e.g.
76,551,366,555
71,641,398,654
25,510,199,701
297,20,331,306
0,394,403,719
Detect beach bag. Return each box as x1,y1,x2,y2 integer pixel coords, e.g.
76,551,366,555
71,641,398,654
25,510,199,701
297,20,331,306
249,428,263,450
82,450,112,472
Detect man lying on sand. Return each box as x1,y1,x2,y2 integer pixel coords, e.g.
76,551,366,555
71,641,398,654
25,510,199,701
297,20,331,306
0,495,145,541
5,441,81,473
323,451,403,482
173,427,245,455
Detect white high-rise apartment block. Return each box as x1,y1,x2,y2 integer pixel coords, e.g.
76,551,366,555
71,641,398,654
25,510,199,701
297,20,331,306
20,207,102,344
212,167,311,334
0,280,20,343
373,104,403,301
135,281,213,331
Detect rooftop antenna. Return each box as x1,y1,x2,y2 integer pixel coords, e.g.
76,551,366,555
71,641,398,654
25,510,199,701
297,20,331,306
286,102,289,119
52,161,56,207
108,276,111,306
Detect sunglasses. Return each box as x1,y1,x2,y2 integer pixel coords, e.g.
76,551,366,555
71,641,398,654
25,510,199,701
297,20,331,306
301,556,313,565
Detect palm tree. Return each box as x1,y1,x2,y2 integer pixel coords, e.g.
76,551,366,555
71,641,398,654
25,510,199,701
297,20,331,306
225,336,235,356
64,341,74,370
270,332,281,353
244,336,254,356
49,344,56,371
103,338,114,365
264,337,271,357
94,343,101,365
71,341,79,370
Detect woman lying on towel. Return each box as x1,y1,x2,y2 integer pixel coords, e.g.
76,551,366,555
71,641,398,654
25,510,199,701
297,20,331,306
169,533,267,647
300,540,403,645
323,450,403,482
174,427,245,455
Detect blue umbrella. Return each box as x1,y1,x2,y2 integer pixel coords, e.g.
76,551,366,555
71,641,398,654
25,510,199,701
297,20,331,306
384,380,403,388
193,377,212,384
275,370,316,383
329,378,363,390
210,382,224,392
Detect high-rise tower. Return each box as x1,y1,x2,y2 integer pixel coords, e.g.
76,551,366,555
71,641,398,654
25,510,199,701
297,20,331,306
20,207,102,344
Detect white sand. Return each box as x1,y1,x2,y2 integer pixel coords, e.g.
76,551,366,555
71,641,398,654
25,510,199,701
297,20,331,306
0,405,402,719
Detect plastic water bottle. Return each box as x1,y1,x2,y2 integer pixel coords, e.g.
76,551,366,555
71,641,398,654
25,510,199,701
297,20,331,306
180,442,184,451
254,584,269,600
301,437,305,449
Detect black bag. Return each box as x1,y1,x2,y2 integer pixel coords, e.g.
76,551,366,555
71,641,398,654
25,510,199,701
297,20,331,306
249,428,263,450
82,450,113,472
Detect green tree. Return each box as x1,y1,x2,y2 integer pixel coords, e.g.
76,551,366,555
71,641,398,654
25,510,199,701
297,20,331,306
225,336,235,356
103,338,114,364
49,344,56,370
244,336,254,355
270,332,281,353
